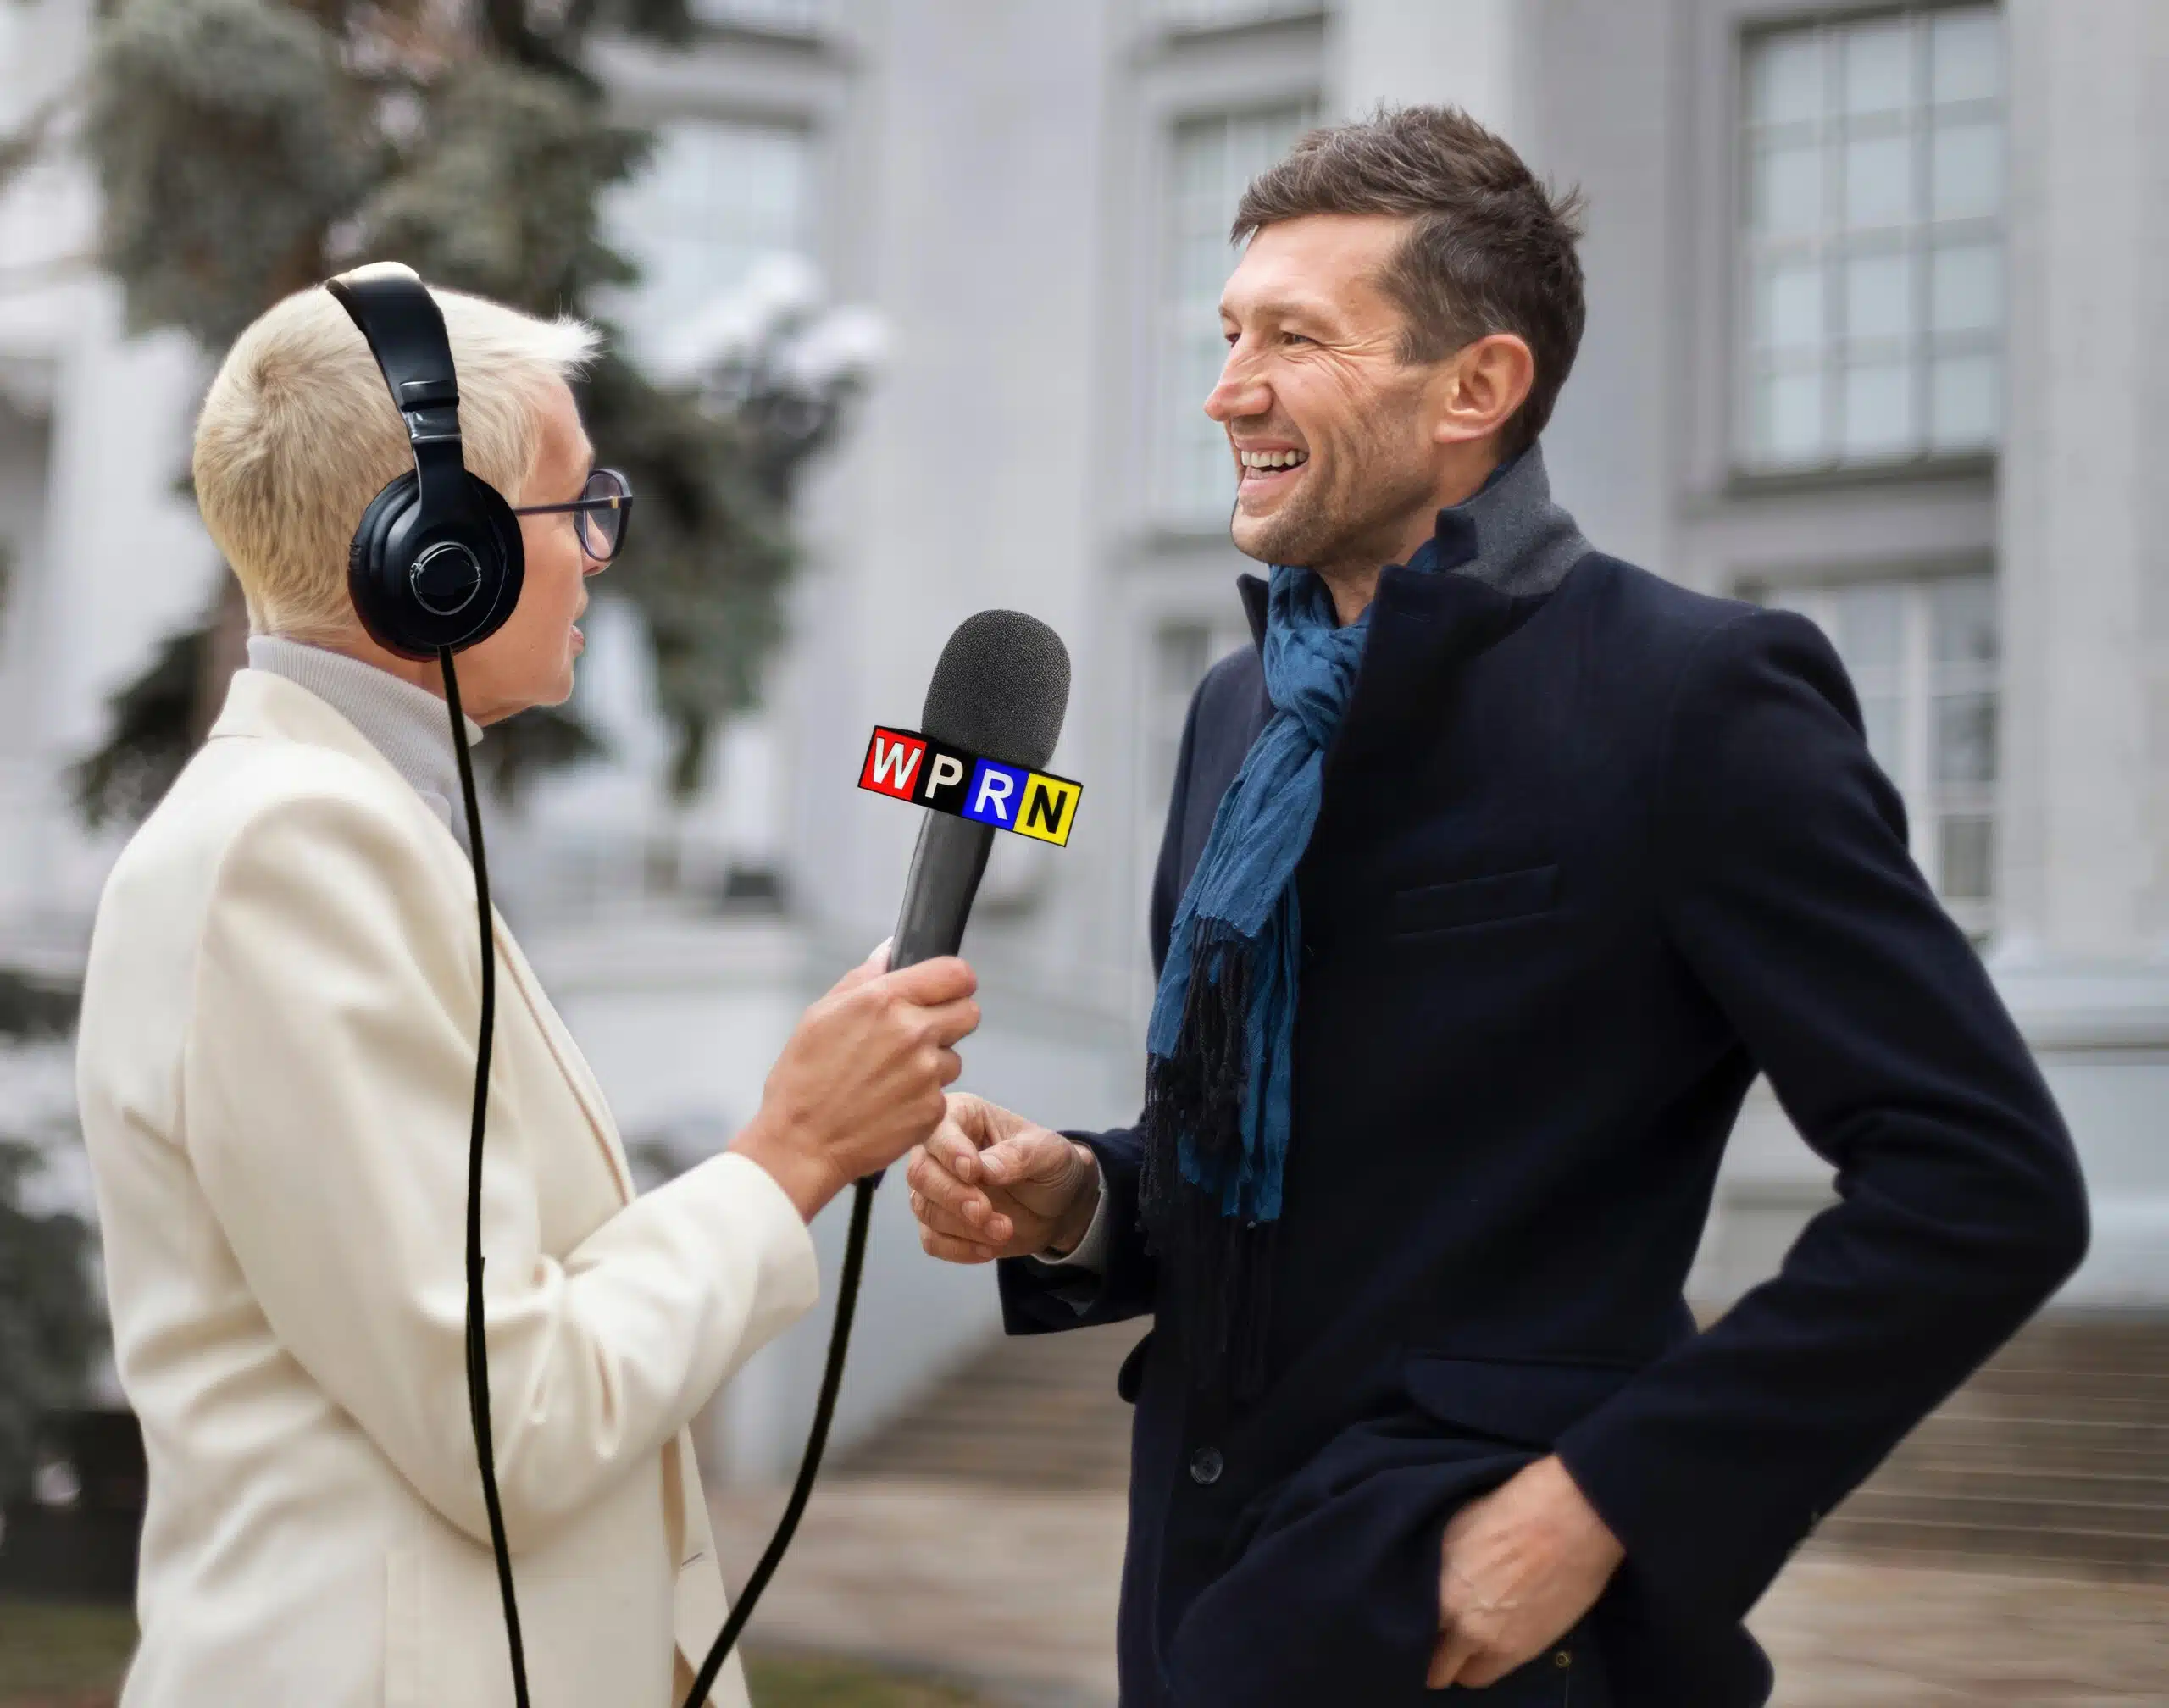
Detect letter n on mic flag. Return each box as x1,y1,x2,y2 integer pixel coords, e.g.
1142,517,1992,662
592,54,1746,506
858,727,1082,846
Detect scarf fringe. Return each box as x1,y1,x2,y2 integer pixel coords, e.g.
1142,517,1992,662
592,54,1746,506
1141,918,1276,1402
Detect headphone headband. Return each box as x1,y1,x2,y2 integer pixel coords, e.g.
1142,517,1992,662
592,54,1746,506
328,263,474,529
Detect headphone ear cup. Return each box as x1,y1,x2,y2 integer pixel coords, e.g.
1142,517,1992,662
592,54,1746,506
345,471,525,660
348,472,430,658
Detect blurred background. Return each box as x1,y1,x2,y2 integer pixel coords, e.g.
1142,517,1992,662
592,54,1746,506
1,0,2165,1702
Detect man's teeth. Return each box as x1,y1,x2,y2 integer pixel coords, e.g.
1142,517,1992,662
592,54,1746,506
1240,449,1309,470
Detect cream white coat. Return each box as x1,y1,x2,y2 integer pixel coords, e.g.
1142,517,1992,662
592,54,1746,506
76,669,820,1708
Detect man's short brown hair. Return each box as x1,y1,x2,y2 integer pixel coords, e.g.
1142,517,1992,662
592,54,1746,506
1232,105,1587,460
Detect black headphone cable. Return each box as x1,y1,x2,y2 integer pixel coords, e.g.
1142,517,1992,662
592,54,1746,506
437,640,871,1708
680,1174,875,1707
439,646,533,1708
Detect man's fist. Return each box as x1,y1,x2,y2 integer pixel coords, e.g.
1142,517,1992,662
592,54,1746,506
906,1092,1101,1263
1428,1455,1623,1690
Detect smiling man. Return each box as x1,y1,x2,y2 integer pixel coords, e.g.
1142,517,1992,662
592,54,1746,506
906,108,2086,1706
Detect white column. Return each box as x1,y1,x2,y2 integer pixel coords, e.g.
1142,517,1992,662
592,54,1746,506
1327,0,1532,147
1992,1,2169,1305
1995,0,2169,968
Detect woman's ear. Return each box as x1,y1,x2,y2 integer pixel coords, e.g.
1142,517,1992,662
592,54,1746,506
1432,333,1536,449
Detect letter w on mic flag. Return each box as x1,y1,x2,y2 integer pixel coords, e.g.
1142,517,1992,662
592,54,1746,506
857,726,1082,846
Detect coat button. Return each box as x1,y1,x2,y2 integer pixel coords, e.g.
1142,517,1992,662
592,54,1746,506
1189,1446,1224,1486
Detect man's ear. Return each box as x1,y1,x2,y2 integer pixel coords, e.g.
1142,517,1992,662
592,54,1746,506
1432,333,1536,449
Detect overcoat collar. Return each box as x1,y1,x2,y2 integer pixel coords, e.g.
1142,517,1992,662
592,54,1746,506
1236,442,1592,763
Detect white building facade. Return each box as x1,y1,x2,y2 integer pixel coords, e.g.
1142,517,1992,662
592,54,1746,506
2,0,2163,1479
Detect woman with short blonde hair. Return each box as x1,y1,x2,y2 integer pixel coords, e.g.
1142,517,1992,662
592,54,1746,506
77,276,975,1708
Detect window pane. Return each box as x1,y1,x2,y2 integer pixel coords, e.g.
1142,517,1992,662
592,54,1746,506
1932,121,2002,219
1161,106,1315,522
1931,8,2002,107
1939,814,1994,901
1858,694,1905,775
1930,242,2000,336
1155,0,1314,27
1758,261,1826,352
1931,352,1999,449
1754,144,1824,235
1738,12,2005,472
1844,19,1915,115
1836,582,1906,674
1751,30,1827,128
601,121,812,365
1755,370,1825,463
1156,623,1212,698
1845,133,1914,228
1932,575,1999,667
689,0,822,25
1843,362,1914,457
1934,692,1997,784
1844,251,1915,345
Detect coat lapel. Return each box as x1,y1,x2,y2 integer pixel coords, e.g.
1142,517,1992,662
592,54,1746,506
490,924,636,1206
213,668,636,1207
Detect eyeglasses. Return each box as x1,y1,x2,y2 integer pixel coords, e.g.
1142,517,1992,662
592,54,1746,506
512,467,633,563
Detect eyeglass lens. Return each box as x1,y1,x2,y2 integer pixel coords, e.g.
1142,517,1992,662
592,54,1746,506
578,469,629,561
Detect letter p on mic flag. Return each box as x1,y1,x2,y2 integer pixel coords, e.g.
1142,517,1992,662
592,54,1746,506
857,727,1082,847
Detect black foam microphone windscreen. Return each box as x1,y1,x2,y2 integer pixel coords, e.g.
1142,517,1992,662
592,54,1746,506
890,611,1072,970
918,609,1072,767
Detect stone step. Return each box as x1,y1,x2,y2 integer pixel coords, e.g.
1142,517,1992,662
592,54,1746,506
1901,1411,2169,1456
839,1311,2169,1583
1836,1487,2169,1549
838,1322,1145,1489
1962,1366,2169,1403
1846,1463,2169,1512
1813,1511,2169,1578
1821,1314,2169,1576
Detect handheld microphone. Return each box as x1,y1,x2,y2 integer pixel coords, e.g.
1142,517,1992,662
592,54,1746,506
891,610,1073,968
682,610,1073,1705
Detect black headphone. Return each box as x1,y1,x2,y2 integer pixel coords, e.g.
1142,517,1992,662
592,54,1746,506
328,262,525,661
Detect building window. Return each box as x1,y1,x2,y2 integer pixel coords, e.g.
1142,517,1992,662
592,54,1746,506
601,119,813,369
1151,0,1322,30
1739,6,2005,472
1764,573,1999,937
1156,104,1316,528
1142,617,1250,875
685,0,823,30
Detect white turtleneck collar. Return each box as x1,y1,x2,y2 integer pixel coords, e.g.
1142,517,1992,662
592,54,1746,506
245,635,485,852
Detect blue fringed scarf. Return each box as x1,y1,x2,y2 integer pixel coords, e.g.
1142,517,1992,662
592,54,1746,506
1139,563,1370,1396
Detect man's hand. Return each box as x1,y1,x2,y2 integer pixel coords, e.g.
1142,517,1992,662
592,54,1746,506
906,1092,1100,1263
1428,1456,1624,1690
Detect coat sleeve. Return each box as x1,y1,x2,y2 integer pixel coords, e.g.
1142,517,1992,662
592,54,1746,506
994,663,1212,1334
181,790,820,1553
1553,607,2088,1628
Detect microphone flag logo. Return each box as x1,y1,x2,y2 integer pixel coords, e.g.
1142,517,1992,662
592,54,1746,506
857,726,1082,846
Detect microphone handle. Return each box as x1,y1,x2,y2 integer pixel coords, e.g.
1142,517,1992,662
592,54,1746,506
890,812,995,971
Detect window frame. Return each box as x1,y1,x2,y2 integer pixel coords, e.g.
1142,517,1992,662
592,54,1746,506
1150,99,1320,531
1751,563,2001,940
1733,2,2007,479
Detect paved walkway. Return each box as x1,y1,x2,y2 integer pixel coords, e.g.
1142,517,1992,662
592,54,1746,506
713,1479,2169,1706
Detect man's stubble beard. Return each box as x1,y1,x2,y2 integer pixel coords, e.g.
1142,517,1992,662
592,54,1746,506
1229,419,1438,577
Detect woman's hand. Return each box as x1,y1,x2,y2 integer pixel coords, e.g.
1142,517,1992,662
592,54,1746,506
731,947,980,1220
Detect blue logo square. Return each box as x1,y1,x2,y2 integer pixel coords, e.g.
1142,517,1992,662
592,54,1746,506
960,757,1029,828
